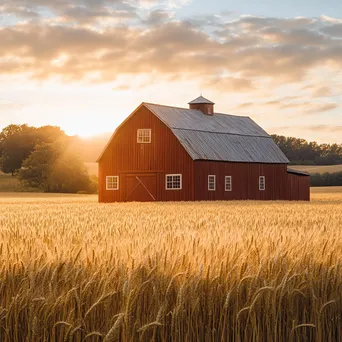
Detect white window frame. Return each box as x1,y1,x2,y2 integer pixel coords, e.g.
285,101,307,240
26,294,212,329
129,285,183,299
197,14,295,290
106,176,119,190
225,176,232,192
165,174,182,190
259,176,265,191
208,175,216,191
137,129,152,143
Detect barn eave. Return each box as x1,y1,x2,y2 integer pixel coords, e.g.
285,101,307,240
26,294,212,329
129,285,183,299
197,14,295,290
287,168,311,176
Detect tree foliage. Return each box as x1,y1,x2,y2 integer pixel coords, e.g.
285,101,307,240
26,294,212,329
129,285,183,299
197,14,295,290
311,172,342,187
0,125,37,175
18,143,53,190
0,124,97,193
272,135,342,165
0,124,66,175
19,140,97,193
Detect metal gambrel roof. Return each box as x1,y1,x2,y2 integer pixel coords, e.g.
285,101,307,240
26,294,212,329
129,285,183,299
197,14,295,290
144,103,269,136
97,102,289,164
172,129,289,163
144,103,289,164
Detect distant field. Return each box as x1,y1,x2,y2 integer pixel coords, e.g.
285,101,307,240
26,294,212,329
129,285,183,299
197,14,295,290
0,189,341,340
311,186,342,193
291,164,342,174
85,162,98,176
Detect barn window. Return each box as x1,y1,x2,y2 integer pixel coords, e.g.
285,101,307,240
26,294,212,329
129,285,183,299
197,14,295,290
259,176,265,191
106,176,119,190
208,175,216,191
166,174,182,190
137,129,151,143
225,176,232,191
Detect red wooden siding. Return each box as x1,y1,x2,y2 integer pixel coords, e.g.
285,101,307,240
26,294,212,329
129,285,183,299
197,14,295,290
194,161,289,201
193,161,310,201
189,103,214,116
287,173,311,201
98,106,194,202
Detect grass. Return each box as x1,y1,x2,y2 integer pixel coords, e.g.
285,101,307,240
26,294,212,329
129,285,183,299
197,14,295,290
291,164,342,174
0,174,21,192
0,190,340,341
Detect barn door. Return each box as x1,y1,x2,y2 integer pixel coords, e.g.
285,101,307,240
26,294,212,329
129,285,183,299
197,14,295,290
125,174,157,202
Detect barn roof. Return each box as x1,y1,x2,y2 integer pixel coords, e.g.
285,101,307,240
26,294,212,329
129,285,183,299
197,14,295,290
97,102,289,164
144,103,289,164
188,95,215,105
287,168,310,176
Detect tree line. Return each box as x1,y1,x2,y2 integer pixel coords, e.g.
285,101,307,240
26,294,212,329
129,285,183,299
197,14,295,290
272,135,342,165
271,135,342,186
0,124,97,193
310,172,342,187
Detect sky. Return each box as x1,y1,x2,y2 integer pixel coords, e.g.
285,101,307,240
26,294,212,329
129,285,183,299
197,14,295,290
0,0,342,143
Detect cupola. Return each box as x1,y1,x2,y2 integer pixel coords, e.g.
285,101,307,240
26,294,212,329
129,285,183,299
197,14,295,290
188,95,215,116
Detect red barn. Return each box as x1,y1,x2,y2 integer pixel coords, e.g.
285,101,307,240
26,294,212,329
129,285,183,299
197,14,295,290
97,96,310,202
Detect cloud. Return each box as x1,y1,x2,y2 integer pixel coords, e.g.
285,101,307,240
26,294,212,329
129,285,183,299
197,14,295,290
281,102,339,114
0,1,138,24
305,103,339,113
0,101,25,111
168,0,192,9
138,0,159,9
264,100,282,106
235,102,253,109
259,100,338,114
320,23,342,37
112,84,132,91
143,9,171,25
2,6,342,144
305,125,342,132
184,14,224,28
1,9,342,96
312,86,332,97
233,96,339,117
206,76,255,92
0,5,40,19
269,124,342,134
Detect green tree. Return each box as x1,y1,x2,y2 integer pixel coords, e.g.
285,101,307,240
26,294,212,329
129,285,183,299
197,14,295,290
272,134,342,165
0,124,37,175
18,143,55,190
36,126,66,144
0,124,66,176
19,141,96,193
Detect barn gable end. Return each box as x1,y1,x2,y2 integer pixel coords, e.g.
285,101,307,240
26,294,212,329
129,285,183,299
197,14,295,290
98,105,194,202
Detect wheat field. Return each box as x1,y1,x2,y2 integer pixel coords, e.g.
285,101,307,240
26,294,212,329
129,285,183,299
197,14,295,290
0,190,341,341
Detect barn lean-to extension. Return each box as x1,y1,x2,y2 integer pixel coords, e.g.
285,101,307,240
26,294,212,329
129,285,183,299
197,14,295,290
97,96,310,202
